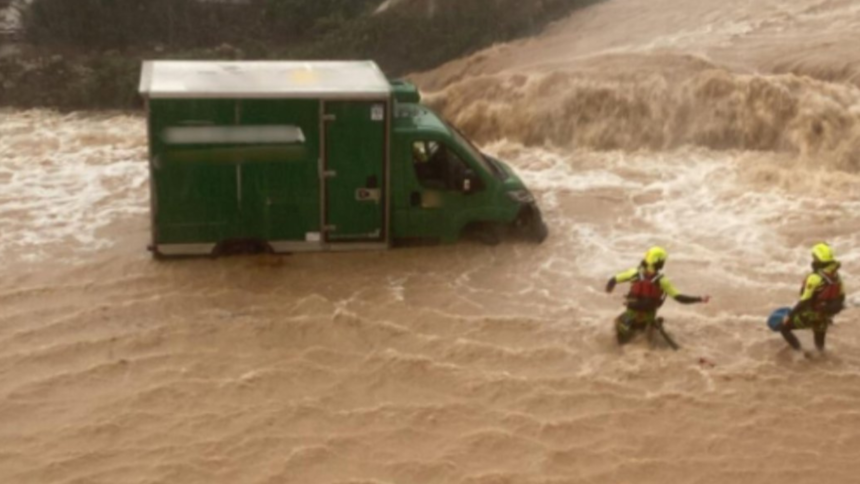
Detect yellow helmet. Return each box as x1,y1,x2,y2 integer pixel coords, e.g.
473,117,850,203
811,243,835,263
644,246,668,268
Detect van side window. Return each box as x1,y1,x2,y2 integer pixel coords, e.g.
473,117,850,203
412,140,470,191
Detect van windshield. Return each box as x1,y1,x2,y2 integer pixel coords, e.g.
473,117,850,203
447,124,507,180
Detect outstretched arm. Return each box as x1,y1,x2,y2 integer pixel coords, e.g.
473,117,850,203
661,277,710,304
605,277,617,293
606,268,639,293
674,294,710,304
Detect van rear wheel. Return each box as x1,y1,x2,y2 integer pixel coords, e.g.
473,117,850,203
213,239,274,257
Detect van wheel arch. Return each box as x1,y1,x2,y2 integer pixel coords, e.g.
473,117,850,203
463,221,506,246
516,204,549,244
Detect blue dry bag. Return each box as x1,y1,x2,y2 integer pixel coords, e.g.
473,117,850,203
767,307,792,332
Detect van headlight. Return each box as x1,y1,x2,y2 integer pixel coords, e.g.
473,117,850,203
507,189,534,203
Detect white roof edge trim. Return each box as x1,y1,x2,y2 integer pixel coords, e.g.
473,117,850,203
145,92,392,100
139,61,154,95
139,60,393,98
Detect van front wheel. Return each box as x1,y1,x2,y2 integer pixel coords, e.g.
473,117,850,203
517,204,548,244
475,223,505,246
530,219,549,244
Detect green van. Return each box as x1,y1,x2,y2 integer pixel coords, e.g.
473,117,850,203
139,60,547,257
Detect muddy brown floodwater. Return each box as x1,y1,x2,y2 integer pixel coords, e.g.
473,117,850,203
3,1,860,483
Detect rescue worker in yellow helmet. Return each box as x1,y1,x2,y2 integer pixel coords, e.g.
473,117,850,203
780,243,846,352
606,247,710,345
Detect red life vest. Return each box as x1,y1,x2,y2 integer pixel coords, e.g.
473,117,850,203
801,270,844,315
626,270,666,310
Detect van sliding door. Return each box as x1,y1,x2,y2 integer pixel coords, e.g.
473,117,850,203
323,101,387,243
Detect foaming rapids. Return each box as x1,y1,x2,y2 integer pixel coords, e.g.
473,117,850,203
428,66,860,172
0,110,149,262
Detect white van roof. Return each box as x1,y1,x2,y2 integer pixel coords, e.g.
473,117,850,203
139,60,392,100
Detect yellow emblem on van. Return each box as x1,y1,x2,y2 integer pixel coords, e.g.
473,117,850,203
290,69,318,85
